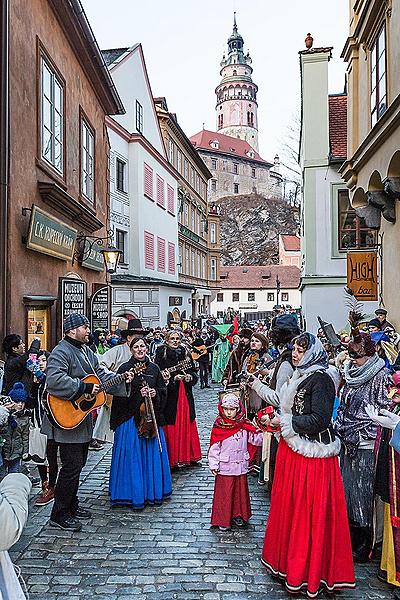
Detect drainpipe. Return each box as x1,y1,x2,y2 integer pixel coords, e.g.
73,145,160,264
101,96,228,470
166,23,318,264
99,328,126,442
0,0,9,342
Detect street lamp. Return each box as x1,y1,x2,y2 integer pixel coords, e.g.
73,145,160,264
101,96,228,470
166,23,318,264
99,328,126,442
72,231,122,274
101,245,122,274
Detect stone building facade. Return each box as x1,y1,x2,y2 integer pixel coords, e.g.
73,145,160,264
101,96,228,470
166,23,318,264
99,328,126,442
2,0,124,348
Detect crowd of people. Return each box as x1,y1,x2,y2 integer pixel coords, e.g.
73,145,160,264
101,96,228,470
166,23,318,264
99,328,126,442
1,303,400,598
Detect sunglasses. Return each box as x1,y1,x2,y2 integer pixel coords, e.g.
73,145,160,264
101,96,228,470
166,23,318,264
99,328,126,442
348,350,364,359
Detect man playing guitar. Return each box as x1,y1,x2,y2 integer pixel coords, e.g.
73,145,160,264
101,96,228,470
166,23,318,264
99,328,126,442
42,313,134,532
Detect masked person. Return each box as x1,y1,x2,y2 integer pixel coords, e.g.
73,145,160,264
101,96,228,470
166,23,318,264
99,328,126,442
222,328,252,387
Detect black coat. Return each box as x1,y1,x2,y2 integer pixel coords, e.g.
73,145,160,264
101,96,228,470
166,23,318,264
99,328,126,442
110,357,166,431
291,371,336,444
154,345,198,425
2,338,41,394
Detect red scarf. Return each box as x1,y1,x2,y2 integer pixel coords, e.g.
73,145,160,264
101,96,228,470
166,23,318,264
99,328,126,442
209,400,258,447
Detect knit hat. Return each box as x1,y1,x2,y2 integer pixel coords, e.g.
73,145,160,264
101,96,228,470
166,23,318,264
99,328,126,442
63,313,90,333
220,393,240,409
8,382,28,402
274,314,299,332
238,328,253,340
368,318,382,330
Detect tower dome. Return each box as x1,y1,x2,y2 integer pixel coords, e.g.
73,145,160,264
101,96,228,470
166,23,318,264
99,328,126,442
215,13,259,151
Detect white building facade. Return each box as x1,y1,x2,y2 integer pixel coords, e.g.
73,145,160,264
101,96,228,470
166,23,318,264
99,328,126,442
104,45,193,327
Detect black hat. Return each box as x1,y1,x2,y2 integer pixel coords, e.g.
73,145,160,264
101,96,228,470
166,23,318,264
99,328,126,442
120,318,150,339
368,318,382,330
238,328,253,340
375,308,387,316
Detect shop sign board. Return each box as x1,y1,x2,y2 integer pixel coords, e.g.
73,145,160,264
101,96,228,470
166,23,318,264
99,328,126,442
27,205,77,261
90,286,111,332
346,251,378,301
169,296,183,306
81,240,104,271
59,278,87,333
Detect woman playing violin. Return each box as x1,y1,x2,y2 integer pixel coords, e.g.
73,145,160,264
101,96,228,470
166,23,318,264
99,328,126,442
109,334,172,508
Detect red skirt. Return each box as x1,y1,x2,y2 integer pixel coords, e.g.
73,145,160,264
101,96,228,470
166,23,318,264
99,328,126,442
262,440,355,598
211,474,251,527
163,381,202,468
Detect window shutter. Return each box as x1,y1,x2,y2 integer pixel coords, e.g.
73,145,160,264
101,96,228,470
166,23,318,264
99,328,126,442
144,231,154,269
168,242,175,274
157,237,166,272
167,184,174,214
144,163,153,199
156,175,165,207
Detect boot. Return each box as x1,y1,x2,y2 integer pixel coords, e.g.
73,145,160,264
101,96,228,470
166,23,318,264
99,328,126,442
352,527,371,563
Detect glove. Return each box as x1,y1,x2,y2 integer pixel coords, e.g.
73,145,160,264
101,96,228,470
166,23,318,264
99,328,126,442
365,404,400,430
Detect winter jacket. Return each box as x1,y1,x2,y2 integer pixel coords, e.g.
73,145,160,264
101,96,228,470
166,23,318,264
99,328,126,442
2,338,40,394
208,430,263,476
0,409,30,461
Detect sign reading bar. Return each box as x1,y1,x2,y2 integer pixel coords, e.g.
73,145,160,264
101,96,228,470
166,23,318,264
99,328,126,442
90,286,111,332
81,240,105,272
346,251,378,301
27,205,77,261
59,278,87,334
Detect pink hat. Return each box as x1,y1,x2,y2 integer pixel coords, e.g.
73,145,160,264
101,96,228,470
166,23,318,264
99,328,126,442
220,393,240,409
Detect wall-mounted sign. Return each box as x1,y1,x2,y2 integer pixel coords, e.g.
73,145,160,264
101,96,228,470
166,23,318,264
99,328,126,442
81,240,104,272
27,205,77,261
169,296,183,306
346,251,378,301
90,286,110,332
59,278,87,334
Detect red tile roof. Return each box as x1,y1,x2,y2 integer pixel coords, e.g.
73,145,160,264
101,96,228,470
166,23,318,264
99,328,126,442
281,235,300,252
190,129,272,166
219,265,300,290
329,94,347,161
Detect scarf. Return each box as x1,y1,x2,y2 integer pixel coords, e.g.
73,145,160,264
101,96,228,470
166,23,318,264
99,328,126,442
344,354,385,388
209,399,257,447
296,334,328,376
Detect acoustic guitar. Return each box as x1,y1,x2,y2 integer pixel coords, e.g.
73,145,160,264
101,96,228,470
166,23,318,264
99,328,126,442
46,363,147,430
191,345,208,361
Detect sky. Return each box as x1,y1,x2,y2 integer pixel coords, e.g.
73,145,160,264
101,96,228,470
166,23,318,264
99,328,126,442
82,0,349,163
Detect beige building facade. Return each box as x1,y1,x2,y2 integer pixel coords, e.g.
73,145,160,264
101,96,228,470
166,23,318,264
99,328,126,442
340,0,400,325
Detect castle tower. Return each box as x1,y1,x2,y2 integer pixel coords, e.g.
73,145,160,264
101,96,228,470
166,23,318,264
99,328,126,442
215,13,259,151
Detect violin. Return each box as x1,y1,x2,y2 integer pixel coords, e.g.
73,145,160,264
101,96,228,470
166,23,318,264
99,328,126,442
138,382,162,452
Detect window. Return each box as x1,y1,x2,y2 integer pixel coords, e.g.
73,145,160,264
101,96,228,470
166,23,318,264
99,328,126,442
116,158,126,192
156,175,165,208
168,242,175,274
210,222,216,244
136,100,143,133
370,25,387,126
234,183,239,194
191,208,195,231
281,292,289,302
211,158,217,169
191,251,195,276
211,179,217,192
144,231,154,269
252,167,256,178
144,163,153,199
233,163,238,174
232,292,239,302
217,311,224,319
248,292,255,302
197,253,201,277
267,292,275,302
177,150,182,173
184,202,189,225
338,190,377,251
178,246,182,274
168,138,174,163
167,184,175,214
202,256,205,279
157,237,166,272
184,159,189,180
115,229,127,265
210,258,217,281
190,167,195,188
185,248,189,274
81,118,94,202
217,293,224,302
40,55,64,173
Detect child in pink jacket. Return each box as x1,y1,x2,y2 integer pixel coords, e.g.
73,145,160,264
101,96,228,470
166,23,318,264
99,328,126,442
208,392,263,531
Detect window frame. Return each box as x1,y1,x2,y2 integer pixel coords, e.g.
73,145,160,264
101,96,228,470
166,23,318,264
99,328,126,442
267,292,275,302
210,258,217,281
281,292,289,302
115,228,127,265
370,23,387,127
232,292,239,302
248,292,255,302
116,157,126,193
38,43,65,179
79,109,95,205
337,189,378,252
234,183,239,194
136,100,143,134
217,293,224,302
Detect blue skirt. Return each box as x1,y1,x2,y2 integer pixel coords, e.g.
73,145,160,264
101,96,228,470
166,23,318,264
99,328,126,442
109,416,172,508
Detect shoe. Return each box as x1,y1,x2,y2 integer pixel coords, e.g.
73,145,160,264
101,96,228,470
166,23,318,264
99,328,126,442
232,517,247,527
73,507,92,520
49,517,82,532
352,543,370,563
89,439,102,451
35,486,55,506
377,568,387,583
218,526,231,531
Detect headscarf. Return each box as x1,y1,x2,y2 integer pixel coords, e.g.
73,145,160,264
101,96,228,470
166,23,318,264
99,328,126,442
209,397,257,447
295,333,328,375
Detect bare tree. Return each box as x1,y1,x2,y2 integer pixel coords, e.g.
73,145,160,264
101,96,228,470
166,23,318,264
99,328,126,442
279,114,302,208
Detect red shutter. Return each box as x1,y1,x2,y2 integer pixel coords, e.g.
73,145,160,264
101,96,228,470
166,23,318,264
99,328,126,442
144,163,153,199
168,242,175,274
157,237,166,272
156,175,165,207
144,231,154,269
167,184,175,214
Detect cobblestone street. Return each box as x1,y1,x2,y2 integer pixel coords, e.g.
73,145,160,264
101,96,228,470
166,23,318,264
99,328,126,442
11,384,393,600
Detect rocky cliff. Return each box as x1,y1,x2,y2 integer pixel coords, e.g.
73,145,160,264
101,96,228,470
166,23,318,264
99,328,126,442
216,194,299,266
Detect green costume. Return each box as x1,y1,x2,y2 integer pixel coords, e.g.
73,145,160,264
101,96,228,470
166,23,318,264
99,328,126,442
212,325,232,383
